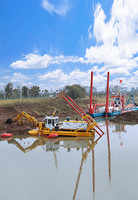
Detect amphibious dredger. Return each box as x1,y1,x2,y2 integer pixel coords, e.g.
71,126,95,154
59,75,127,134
6,96,104,137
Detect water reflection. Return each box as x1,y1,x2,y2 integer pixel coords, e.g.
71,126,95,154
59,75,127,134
0,131,106,199
0,119,133,200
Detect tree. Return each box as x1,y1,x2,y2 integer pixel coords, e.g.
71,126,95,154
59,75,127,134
29,86,40,97
4,82,13,98
13,89,18,97
17,84,22,97
0,88,4,98
22,86,28,97
64,84,86,99
44,89,49,97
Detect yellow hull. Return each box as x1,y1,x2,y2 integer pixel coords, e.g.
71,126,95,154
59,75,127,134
28,128,95,137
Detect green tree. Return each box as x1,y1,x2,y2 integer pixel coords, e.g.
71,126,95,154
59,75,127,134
64,84,86,99
17,84,21,97
13,89,18,97
22,86,28,97
0,88,4,98
44,89,49,97
29,86,40,97
0,93,3,98
5,82,13,98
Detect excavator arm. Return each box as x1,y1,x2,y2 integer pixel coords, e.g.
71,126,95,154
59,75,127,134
6,111,42,128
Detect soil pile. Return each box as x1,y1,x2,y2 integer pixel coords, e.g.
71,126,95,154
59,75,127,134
110,110,138,124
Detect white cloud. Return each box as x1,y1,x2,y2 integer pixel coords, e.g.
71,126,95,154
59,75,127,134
110,75,138,91
41,0,70,16
22,82,33,87
11,73,30,83
4,76,10,79
10,54,87,69
51,55,86,64
33,48,38,54
86,0,138,73
88,25,92,39
78,35,84,44
8,0,138,91
38,68,106,91
10,54,53,69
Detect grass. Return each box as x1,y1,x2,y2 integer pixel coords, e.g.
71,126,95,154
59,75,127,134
0,97,57,107
1,94,138,117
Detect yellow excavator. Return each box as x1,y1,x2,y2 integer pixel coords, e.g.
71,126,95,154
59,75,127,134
6,111,45,135
6,111,43,127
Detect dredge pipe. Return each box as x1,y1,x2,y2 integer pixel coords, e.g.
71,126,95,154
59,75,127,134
89,71,93,114
105,71,110,113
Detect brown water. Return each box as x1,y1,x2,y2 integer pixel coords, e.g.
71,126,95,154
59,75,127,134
0,119,138,200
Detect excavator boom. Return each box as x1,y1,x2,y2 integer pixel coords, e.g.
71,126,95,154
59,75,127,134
6,111,39,127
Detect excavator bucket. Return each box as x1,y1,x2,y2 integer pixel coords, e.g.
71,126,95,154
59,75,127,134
6,118,13,124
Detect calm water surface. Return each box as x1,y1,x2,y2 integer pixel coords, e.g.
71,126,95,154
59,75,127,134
0,119,138,200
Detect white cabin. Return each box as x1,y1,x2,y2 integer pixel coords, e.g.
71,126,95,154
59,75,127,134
42,115,59,129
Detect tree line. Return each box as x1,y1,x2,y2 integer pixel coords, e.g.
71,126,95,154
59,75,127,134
0,82,41,99
0,82,138,99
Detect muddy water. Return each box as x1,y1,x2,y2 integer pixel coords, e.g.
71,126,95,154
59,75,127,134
0,119,138,200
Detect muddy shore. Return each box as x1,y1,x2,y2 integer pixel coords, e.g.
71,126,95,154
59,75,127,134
110,110,138,124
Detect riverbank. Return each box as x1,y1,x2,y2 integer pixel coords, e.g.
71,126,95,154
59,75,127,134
110,110,138,124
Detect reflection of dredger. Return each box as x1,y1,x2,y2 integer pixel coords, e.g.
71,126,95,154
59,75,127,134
7,135,96,154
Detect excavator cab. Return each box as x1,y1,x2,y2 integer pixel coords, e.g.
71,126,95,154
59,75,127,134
42,115,59,130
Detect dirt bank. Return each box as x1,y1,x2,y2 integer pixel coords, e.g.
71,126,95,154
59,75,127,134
0,106,39,135
110,110,138,124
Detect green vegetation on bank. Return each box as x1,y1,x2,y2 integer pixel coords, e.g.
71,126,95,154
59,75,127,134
0,97,90,117
0,94,138,107
0,94,138,118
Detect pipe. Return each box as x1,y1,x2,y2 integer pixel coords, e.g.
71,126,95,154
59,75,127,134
89,71,93,114
105,71,110,113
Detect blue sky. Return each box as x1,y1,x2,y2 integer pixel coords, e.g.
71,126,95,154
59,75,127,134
0,0,138,92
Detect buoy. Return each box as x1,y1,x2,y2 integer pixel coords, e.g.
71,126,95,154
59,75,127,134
43,133,58,138
1,133,12,138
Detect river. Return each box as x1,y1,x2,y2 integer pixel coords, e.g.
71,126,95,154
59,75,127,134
0,118,138,200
